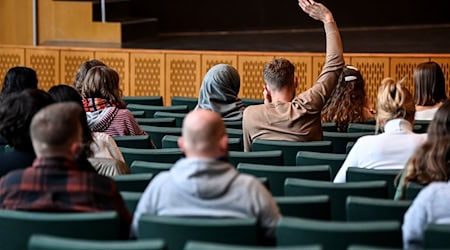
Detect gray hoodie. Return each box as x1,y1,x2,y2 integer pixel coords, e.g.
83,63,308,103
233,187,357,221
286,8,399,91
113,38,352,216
132,157,280,238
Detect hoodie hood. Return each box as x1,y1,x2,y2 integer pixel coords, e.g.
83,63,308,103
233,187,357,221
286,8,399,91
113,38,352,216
85,107,118,132
169,157,239,199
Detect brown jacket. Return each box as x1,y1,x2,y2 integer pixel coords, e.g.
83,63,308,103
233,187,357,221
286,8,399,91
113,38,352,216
242,22,345,151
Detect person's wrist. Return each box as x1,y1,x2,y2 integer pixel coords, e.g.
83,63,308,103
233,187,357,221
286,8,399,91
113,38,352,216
322,14,334,23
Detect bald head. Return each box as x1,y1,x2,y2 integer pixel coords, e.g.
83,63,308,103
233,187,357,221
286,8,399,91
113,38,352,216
180,109,227,157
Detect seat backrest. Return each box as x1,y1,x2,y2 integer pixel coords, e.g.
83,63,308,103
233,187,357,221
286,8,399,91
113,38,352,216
162,135,243,151
276,217,402,250
241,98,263,107
237,163,331,196
226,128,243,140
120,191,143,214
112,173,154,192
223,120,243,129
154,111,187,127
274,195,331,220
131,110,146,118
140,126,182,148
0,210,120,250
345,196,411,222
347,245,402,250
424,223,450,249
127,104,188,118
284,178,388,220
346,168,401,199
123,96,164,106
138,215,258,250
119,147,184,166
321,122,337,132
296,151,347,179
28,234,165,250
347,123,378,133
229,150,283,167
323,132,372,153
113,135,154,149
136,117,177,127
404,182,425,200
184,241,322,250
252,140,333,166
171,96,198,111
130,161,173,174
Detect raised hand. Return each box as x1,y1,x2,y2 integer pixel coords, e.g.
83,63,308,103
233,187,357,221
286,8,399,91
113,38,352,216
298,0,334,23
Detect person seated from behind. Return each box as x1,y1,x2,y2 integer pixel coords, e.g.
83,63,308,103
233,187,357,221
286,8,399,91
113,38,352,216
79,65,148,137
395,100,450,200
48,84,129,176
132,109,281,242
334,77,427,183
73,59,106,93
196,64,245,121
321,65,374,131
413,61,447,121
0,89,54,177
403,180,450,250
0,102,131,238
242,0,344,151
0,66,38,99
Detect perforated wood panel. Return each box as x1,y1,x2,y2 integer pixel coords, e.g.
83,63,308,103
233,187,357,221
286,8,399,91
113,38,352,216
0,48,25,85
390,58,430,94
95,51,130,96
166,54,201,104
201,54,238,81
431,57,450,98
130,52,164,97
60,50,94,85
26,48,59,90
283,55,313,93
238,55,274,99
349,57,390,108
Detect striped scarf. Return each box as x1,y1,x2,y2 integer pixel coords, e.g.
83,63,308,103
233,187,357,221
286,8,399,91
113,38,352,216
82,98,113,112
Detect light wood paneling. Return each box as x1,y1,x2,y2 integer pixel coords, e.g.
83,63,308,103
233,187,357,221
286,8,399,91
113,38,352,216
0,0,33,45
60,50,94,85
95,51,130,96
25,48,60,90
238,55,274,99
130,51,165,97
0,48,26,83
390,57,430,93
166,53,201,104
201,54,238,85
283,55,314,93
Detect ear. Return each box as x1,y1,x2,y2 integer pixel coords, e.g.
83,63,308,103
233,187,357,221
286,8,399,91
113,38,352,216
178,137,185,152
69,141,83,159
219,134,228,153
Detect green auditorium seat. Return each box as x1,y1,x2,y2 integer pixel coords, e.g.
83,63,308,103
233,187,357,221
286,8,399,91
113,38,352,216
139,126,182,148
127,104,188,118
112,173,154,192
322,122,338,132
323,131,372,154
346,167,401,199
28,234,166,250
223,120,243,129
131,110,146,118
404,182,425,200
274,195,331,220
154,111,187,127
276,217,402,250
113,135,154,149
284,178,388,220
184,241,322,250
347,245,402,250
120,191,142,214
136,117,176,127
119,147,184,166
226,128,243,139
296,151,347,179
123,96,164,106
171,96,198,111
252,140,332,166
138,215,258,250
347,123,378,133
345,196,411,222
0,210,120,250
162,135,243,151
237,163,331,196
229,150,283,167
130,161,173,175
424,223,450,249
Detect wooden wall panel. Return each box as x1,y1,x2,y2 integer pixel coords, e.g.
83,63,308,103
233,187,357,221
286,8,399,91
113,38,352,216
283,55,313,93
130,52,165,97
390,57,430,93
349,57,390,108
60,50,94,85
0,48,25,84
25,48,60,90
238,55,274,99
166,54,201,104
95,51,130,96
201,54,238,83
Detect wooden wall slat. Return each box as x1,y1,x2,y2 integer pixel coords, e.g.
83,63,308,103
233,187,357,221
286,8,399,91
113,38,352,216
166,53,201,105
95,51,130,96
25,48,60,91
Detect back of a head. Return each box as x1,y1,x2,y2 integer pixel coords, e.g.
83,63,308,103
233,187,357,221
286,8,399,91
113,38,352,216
322,65,367,131
376,77,415,127
201,64,241,97
263,58,295,91
48,84,83,107
182,109,226,155
1,66,38,97
30,102,82,156
80,65,125,108
427,100,450,140
73,59,106,92
0,89,54,151
414,61,447,106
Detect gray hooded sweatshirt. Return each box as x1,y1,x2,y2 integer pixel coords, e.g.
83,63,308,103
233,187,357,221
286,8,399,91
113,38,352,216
132,157,280,238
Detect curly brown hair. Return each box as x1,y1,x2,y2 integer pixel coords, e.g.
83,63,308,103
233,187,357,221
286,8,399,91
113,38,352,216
322,66,367,132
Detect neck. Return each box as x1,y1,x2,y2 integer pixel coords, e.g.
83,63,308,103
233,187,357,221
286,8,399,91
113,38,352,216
270,89,295,103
